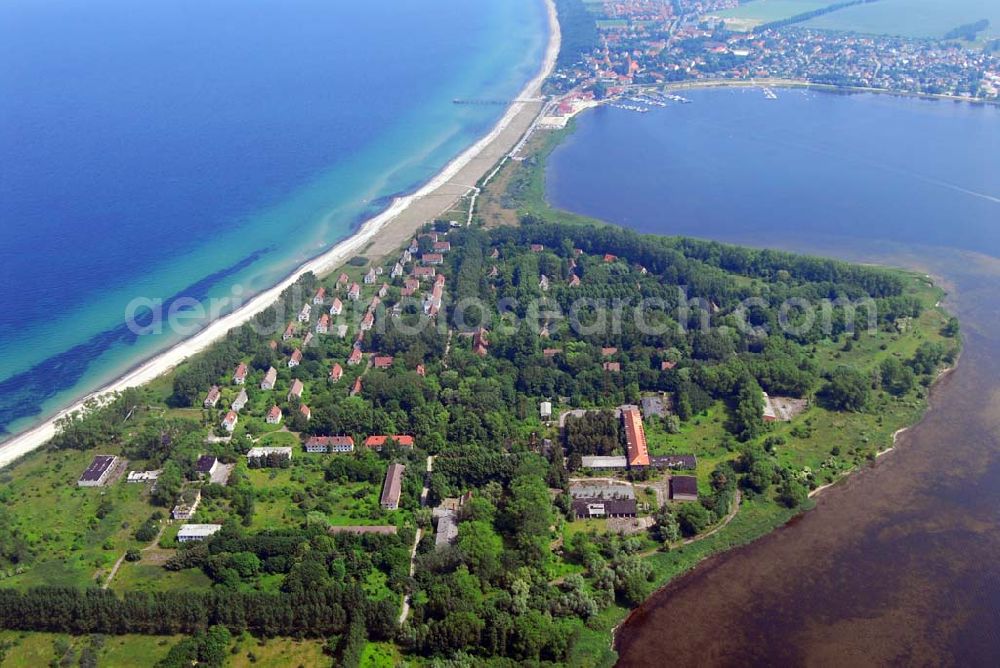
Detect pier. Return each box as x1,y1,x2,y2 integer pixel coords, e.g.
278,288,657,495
452,98,545,106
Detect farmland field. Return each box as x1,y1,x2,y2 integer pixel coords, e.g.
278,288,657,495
713,0,834,32
803,0,1000,40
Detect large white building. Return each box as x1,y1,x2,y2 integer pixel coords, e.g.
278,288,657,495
177,524,222,543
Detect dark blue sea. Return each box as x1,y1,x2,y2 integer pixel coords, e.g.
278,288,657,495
0,0,548,438
547,88,999,258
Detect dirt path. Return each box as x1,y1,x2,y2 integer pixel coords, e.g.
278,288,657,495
102,521,168,589
398,527,424,627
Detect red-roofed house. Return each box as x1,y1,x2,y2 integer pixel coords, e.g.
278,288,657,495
601,347,618,357
413,266,436,280
233,363,248,385
288,349,302,368
603,253,618,263
283,322,296,341
330,297,343,315
661,360,677,370
530,244,544,252
422,253,444,266
347,348,363,366
329,363,343,382
313,287,326,304
347,283,361,301
287,379,304,401
266,406,282,425
351,376,363,396
433,241,451,253
261,366,277,390
364,435,415,451
204,386,221,408
373,355,394,369
222,410,238,432
316,314,330,334
360,311,375,331
299,404,312,421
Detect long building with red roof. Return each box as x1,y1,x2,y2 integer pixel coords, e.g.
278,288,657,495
621,407,650,467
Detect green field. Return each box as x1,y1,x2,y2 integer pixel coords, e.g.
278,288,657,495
803,0,1000,40
713,0,834,31
0,631,184,667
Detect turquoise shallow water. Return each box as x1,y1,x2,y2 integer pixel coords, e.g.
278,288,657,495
0,0,548,438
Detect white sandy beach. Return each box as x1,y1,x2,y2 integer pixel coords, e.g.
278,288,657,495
0,0,561,470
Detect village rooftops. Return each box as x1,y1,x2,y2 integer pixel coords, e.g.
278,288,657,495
380,463,406,510
77,455,119,487
621,407,650,467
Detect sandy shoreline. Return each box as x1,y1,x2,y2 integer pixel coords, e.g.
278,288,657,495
0,0,560,471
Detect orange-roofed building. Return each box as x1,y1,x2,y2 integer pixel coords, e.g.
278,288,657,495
364,435,415,451
621,407,650,467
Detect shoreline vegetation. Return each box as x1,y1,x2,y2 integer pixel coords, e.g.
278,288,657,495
0,0,561,471
0,3,970,668
658,77,1000,106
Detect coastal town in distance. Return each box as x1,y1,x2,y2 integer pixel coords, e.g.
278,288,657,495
0,1,993,666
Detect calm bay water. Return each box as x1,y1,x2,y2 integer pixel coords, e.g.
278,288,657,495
0,0,548,438
547,88,1000,665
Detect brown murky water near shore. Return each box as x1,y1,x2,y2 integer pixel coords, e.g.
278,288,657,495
615,243,1000,667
